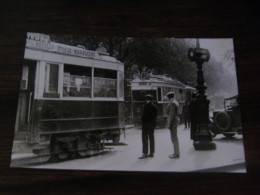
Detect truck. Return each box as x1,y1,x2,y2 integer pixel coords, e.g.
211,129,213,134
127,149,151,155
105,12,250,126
211,95,242,138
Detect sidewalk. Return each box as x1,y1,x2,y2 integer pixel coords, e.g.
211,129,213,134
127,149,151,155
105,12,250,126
117,124,246,173
11,124,246,173
125,124,135,129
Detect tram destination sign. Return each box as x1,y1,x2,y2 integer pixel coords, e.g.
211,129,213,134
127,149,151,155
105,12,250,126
26,38,97,59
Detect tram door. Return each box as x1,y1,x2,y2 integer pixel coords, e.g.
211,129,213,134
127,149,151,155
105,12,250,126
15,60,36,140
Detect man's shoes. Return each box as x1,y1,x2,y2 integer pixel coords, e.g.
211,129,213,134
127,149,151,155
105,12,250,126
138,154,148,159
169,154,180,159
148,153,154,158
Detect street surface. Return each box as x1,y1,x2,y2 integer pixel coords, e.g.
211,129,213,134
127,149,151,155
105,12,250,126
29,124,246,173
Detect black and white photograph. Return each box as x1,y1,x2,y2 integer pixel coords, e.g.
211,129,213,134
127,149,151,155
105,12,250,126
10,32,246,173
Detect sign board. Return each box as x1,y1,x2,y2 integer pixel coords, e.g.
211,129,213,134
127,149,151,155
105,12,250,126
26,39,97,59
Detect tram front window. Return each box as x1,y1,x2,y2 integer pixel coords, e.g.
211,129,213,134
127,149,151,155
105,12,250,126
48,65,59,93
63,64,91,97
132,90,157,101
44,64,59,97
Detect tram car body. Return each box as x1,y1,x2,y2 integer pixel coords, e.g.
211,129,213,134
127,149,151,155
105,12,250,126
130,73,194,128
12,33,125,160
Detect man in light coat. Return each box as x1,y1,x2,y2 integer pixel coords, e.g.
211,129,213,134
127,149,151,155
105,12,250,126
165,92,180,158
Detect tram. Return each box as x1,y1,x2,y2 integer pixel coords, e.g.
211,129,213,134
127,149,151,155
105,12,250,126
12,33,125,161
130,72,195,128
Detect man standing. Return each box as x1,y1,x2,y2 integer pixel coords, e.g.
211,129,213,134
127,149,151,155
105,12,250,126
139,94,157,159
182,100,191,129
165,92,180,158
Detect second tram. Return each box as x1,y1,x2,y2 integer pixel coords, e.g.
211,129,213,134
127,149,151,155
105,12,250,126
130,72,195,128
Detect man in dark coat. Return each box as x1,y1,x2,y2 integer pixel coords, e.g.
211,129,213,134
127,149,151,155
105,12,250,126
139,94,157,159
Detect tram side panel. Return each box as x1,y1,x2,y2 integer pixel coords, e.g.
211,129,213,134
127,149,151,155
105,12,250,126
27,100,123,154
14,63,124,157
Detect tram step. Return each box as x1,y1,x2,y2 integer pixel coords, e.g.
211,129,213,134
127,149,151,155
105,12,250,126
12,140,37,154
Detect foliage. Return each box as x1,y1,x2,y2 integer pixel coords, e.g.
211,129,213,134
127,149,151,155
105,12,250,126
122,37,197,84
204,55,238,109
49,34,197,85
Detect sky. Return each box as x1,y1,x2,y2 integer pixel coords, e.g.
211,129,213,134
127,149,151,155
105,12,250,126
200,38,234,62
200,38,238,98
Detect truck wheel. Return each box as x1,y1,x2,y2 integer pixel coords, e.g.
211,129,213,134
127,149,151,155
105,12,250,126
214,112,231,132
223,133,235,138
212,133,218,138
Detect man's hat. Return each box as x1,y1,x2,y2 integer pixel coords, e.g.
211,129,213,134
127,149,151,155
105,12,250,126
166,92,175,98
145,94,153,100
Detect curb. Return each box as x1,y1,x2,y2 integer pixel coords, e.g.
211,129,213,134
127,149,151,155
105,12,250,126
125,125,135,129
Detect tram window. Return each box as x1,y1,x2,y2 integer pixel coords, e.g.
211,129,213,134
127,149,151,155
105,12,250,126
94,68,117,98
44,64,59,97
94,68,117,79
63,64,91,97
163,87,172,101
119,72,124,98
49,65,59,92
21,60,36,92
179,89,185,101
158,88,162,101
132,90,157,101
21,65,29,90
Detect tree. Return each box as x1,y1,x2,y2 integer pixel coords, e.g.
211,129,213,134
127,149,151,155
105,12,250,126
49,34,198,86
203,55,238,109
122,37,197,85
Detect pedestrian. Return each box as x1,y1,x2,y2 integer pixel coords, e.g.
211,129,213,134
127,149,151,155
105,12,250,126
165,92,180,158
182,100,191,129
139,94,157,159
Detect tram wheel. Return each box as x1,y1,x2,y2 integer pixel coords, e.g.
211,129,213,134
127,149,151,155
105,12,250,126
57,152,69,160
113,135,120,144
78,150,89,157
39,155,51,163
69,151,77,158
88,149,101,156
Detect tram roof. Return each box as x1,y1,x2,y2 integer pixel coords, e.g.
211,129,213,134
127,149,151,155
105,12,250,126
185,85,196,90
131,74,186,87
25,32,123,65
